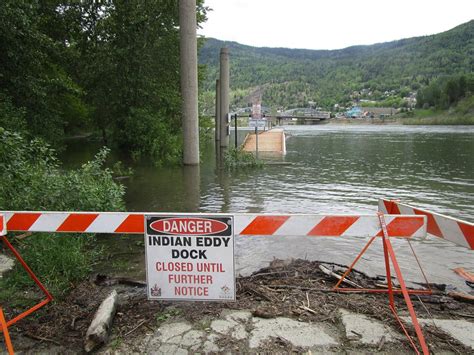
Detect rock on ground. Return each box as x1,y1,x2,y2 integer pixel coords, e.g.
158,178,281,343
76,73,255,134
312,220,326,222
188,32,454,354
249,317,338,349
403,316,474,350
339,308,399,344
107,309,474,354
0,254,14,278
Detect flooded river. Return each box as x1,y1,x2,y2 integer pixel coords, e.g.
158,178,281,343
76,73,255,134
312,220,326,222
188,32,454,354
64,124,474,291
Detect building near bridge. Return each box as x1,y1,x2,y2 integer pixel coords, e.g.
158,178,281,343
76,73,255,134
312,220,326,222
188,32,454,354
345,106,363,118
345,106,399,118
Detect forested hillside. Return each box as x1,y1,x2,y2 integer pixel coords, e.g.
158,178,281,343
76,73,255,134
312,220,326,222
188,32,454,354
199,20,474,111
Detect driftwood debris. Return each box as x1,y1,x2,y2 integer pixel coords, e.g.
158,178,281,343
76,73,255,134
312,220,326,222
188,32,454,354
299,305,318,315
377,335,386,351
84,289,118,353
453,268,474,283
252,308,276,319
94,274,146,288
448,291,474,304
319,264,362,288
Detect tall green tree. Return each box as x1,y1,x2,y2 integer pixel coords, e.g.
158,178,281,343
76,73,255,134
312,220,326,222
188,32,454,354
67,0,208,162
1,0,208,164
0,0,88,144
416,74,473,109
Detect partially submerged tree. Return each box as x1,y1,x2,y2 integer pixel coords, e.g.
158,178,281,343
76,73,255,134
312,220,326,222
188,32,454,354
0,0,209,164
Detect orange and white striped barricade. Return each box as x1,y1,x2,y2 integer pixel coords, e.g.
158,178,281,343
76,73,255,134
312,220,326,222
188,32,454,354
0,214,5,236
1,211,429,354
2,211,426,237
379,199,474,250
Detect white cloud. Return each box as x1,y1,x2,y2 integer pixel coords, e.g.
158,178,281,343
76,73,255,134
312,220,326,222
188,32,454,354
199,0,473,49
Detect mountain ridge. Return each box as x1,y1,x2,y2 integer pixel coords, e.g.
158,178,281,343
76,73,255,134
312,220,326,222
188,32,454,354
198,20,473,110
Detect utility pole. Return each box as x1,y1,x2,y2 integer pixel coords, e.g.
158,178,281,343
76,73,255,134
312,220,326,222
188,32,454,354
234,114,238,149
179,0,199,165
215,79,221,144
255,126,259,160
219,48,230,147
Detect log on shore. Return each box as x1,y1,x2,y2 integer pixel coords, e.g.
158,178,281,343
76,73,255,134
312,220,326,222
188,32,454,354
84,289,118,352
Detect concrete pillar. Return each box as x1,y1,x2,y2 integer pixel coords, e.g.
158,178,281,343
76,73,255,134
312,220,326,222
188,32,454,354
219,47,230,147
179,0,199,165
183,165,200,211
215,79,221,143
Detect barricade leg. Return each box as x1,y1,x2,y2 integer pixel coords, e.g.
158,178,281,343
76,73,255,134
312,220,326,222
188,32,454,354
332,214,431,354
381,232,396,308
0,307,14,355
0,236,53,328
383,233,429,354
333,236,376,289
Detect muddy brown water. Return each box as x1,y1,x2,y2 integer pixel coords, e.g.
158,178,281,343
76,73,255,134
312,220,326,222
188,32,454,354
62,124,474,292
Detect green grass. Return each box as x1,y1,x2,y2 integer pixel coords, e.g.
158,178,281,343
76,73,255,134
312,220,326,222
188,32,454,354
156,308,182,325
109,337,123,351
0,233,101,306
402,115,474,125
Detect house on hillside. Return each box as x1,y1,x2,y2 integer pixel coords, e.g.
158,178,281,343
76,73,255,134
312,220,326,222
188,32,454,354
345,106,363,118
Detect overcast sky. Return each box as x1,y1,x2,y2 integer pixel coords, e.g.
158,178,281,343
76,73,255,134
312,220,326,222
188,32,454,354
199,0,473,50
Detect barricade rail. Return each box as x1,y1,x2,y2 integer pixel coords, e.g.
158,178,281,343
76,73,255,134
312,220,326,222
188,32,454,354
379,199,474,250
2,211,426,237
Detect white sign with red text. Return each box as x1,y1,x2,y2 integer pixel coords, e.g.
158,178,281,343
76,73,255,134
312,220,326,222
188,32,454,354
145,215,235,301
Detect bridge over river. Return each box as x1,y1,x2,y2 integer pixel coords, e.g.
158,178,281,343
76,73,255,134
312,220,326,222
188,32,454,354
273,114,329,124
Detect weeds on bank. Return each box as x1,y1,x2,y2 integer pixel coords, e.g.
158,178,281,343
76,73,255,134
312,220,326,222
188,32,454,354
0,233,101,306
400,98,474,125
156,308,182,325
109,336,123,351
0,131,125,304
402,115,474,125
224,147,263,169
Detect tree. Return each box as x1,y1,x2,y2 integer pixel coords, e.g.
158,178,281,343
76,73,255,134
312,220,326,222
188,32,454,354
416,74,473,109
66,0,208,163
0,0,88,144
1,0,209,164
0,129,125,296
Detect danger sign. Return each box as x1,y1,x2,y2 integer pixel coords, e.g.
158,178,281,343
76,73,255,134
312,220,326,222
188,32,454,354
145,215,235,301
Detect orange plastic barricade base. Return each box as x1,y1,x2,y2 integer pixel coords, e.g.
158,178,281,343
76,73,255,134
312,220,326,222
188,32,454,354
332,213,430,355
0,235,53,353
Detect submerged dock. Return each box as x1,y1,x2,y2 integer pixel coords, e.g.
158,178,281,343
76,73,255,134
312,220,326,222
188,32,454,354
242,128,286,154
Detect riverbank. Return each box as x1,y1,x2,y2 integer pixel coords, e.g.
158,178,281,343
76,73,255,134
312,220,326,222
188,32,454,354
327,117,399,125
399,101,474,125
2,259,473,353
401,114,474,125
326,115,474,126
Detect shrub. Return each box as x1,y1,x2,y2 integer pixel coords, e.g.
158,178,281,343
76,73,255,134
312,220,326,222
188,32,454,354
224,147,262,169
0,129,125,298
116,107,182,165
